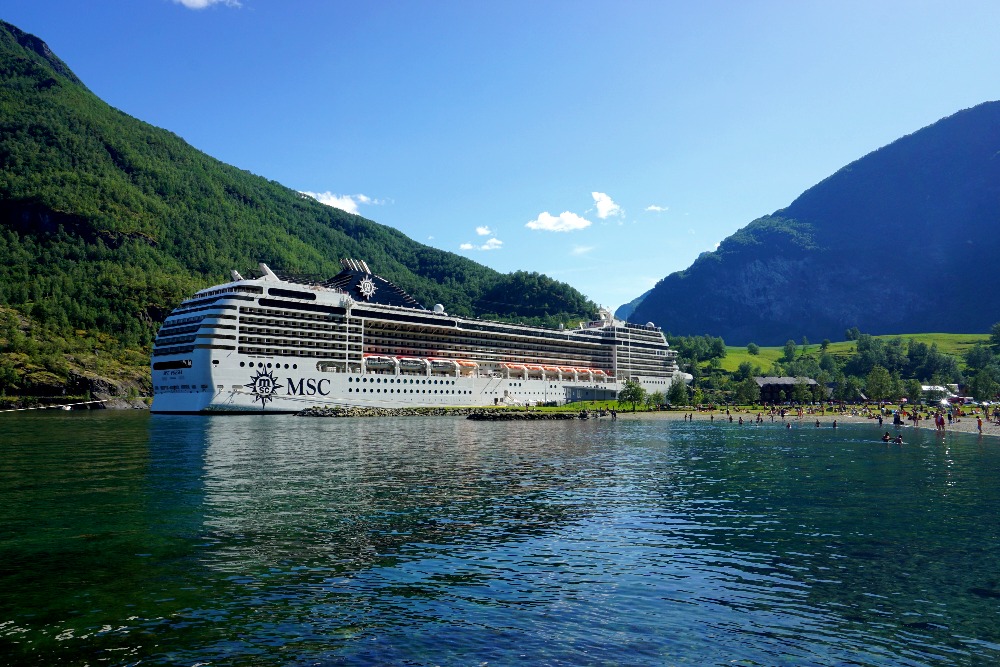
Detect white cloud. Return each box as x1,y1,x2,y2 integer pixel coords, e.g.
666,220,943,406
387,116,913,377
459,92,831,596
525,211,592,232
476,225,492,236
645,204,668,212
461,238,503,251
592,192,623,219
300,191,381,215
173,0,241,8
571,245,595,256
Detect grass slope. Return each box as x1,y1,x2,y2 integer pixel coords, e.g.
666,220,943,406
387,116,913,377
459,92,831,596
716,333,989,373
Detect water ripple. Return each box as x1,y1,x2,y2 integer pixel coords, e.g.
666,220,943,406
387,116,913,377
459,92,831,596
1,414,999,665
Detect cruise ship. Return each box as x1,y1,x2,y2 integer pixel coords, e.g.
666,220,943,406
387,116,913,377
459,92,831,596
150,259,680,413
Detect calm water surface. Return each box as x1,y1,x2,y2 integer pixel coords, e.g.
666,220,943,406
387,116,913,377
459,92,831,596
1,412,999,666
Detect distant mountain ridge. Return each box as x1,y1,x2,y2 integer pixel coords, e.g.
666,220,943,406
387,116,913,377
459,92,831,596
629,102,1000,345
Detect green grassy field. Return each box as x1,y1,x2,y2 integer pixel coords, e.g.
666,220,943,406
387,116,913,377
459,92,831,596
713,333,989,373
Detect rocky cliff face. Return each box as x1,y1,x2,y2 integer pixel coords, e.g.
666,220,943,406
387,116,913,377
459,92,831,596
630,101,1000,345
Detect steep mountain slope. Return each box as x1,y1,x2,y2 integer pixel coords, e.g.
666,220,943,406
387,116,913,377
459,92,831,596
630,102,1000,345
0,21,596,395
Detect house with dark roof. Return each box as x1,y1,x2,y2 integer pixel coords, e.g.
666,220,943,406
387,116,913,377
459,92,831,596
753,376,819,403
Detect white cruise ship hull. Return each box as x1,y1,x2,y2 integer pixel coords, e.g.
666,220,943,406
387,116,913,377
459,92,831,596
152,351,630,414
150,260,679,414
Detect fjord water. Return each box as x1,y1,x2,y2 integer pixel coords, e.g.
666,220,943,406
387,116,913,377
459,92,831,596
1,413,999,666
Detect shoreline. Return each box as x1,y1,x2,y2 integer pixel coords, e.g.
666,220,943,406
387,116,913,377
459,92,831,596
615,409,1000,440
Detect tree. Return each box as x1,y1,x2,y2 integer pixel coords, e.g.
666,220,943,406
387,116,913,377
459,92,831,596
865,365,892,402
783,339,797,363
969,368,1000,402
734,361,756,381
618,379,646,411
819,353,838,373
735,376,760,406
648,391,665,409
691,387,704,406
821,339,831,352
845,326,861,341
801,336,809,349
747,342,760,355
966,343,995,371
667,375,688,406
905,378,923,405
991,322,1000,352
793,376,811,403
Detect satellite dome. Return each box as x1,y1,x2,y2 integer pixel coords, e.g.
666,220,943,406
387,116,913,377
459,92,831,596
433,304,446,314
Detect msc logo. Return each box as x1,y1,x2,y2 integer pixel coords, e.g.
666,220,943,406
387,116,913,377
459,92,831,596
244,369,283,407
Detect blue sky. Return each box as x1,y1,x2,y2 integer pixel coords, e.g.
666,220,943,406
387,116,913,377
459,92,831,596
5,1,1000,311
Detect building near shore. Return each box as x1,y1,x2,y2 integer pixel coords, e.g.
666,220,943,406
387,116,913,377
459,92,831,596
754,376,820,403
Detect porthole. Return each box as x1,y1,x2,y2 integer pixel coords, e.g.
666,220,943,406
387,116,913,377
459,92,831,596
349,377,353,382
240,362,245,367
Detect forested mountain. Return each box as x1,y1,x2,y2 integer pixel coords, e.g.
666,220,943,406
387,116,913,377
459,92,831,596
0,21,596,397
629,101,1000,345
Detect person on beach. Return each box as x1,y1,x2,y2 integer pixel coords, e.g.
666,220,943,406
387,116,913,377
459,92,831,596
978,416,983,434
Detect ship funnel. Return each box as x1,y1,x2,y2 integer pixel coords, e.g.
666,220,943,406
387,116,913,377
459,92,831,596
340,258,372,274
259,263,280,281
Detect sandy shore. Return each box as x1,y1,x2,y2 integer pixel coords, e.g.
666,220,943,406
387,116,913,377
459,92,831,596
613,408,1000,440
